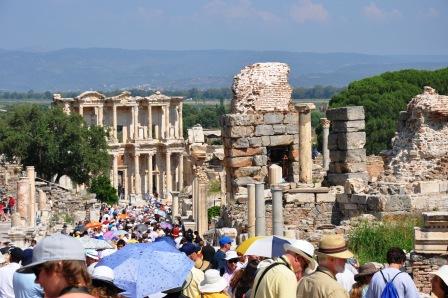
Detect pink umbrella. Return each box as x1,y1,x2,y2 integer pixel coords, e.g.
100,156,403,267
103,231,116,240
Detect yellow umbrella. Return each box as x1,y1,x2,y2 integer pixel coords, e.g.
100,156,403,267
236,236,266,255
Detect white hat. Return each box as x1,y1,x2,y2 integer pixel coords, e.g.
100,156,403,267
431,265,448,287
199,269,228,293
85,249,99,261
91,266,124,294
17,233,85,273
283,239,318,272
225,250,239,261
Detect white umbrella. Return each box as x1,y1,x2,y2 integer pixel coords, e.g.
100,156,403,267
78,236,114,250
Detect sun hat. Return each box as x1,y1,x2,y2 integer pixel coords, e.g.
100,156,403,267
219,236,232,247
431,265,448,287
91,265,124,294
284,239,318,272
180,243,201,256
316,234,354,259
354,262,380,282
224,250,239,261
17,233,86,273
199,269,228,293
85,249,100,261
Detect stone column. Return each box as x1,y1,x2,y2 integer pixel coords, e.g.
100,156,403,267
17,177,30,220
320,118,331,171
165,152,172,195
147,105,152,139
134,153,141,195
255,182,266,236
79,104,84,116
26,166,36,227
131,106,136,140
178,153,184,192
147,153,153,194
247,184,256,237
198,182,208,237
165,105,170,139
271,186,284,236
296,103,316,184
161,106,167,139
38,189,47,210
155,158,160,195
134,106,139,140
98,105,104,127
112,104,118,141
179,104,183,139
171,191,179,219
112,154,118,189
175,106,179,138
269,164,282,186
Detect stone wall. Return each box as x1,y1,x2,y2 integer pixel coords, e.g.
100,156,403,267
222,113,299,201
326,106,368,186
384,87,448,183
230,63,293,114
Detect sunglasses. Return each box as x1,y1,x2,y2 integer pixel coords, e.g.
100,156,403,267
32,265,43,277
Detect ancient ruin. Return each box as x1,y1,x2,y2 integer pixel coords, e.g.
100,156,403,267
53,91,185,202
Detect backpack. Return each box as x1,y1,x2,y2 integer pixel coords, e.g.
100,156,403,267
380,270,403,298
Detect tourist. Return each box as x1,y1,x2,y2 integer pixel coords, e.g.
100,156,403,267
350,262,380,298
366,247,419,298
17,233,95,298
89,265,124,298
336,258,358,292
230,259,259,298
85,249,100,275
116,239,126,250
12,248,44,298
0,247,23,298
223,250,240,287
179,243,205,298
251,239,317,298
201,244,216,272
431,265,448,298
296,234,353,298
197,269,230,298
214,236,232,275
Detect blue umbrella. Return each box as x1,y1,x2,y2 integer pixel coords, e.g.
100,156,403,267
97,242,193,298
154,236,176,247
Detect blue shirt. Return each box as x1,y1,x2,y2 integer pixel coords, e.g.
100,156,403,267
213,249,227,276
366,268,419,298
13,272,44,298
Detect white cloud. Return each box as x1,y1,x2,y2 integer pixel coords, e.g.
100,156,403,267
290,0,329,24
202,0,279,23
363,3,402,21
425,7,440,18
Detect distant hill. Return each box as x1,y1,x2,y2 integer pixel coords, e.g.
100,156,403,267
0,48,447,91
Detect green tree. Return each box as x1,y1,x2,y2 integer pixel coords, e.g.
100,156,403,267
330,68,448,154
90,175,118,204
0,104,110,184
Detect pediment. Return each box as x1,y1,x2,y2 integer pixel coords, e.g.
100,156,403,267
75,91,106,102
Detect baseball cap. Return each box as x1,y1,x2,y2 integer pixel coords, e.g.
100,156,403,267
219,236,232,247
179,243,201,256
17,233,86,273
85,249,99,261
9,247,24,262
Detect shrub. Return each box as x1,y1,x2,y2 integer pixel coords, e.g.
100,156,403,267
208,206,221,221
348,216,420,264
89,175,118,205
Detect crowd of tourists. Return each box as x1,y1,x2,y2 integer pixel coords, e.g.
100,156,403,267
0,197,447,298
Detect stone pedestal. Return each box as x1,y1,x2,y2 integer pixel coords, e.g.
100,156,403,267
320,118,331,171
271,186,284,236
296,103,316,184
255,182,266,236
269,164,282,186
247,184,256,237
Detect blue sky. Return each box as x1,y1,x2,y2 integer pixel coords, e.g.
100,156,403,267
0,0,447,55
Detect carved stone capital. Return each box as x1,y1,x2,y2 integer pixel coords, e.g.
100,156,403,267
320,118,331,128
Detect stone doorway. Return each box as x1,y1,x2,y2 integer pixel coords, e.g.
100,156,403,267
267,145,291,181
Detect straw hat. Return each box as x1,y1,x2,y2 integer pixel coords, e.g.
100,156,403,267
317,234,353,259
354,262,380,282
283,239,318,272
199,269,227,293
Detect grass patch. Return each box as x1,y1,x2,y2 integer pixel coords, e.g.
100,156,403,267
348,215,421,264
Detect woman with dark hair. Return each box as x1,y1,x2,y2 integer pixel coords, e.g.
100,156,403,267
350,263,380,298
230,259,259,298
432,265,448,298
17,233,95,298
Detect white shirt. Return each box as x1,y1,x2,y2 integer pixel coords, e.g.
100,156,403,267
336,263,357,292
0,262,21,298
